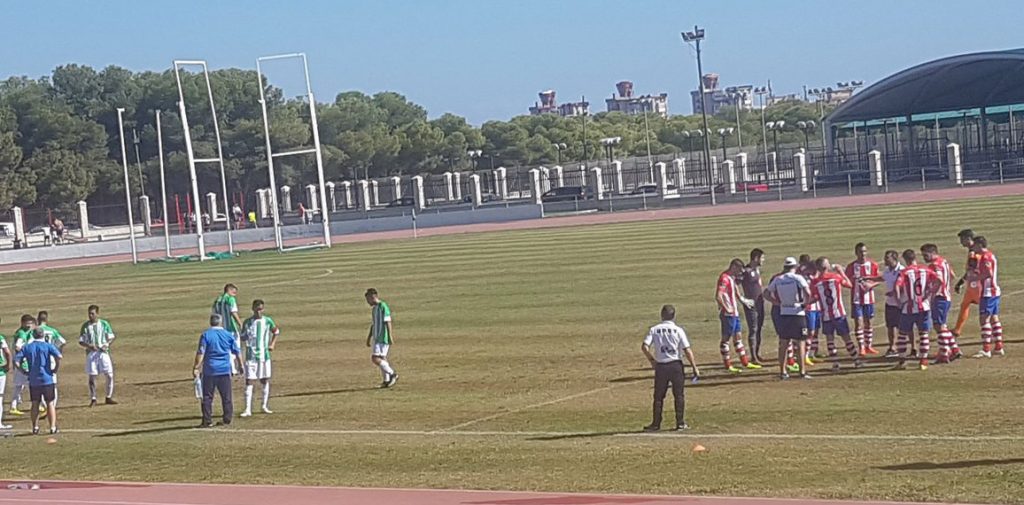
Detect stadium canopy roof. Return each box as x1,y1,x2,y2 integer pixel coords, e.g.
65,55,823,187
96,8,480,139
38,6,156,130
828,49,1024,124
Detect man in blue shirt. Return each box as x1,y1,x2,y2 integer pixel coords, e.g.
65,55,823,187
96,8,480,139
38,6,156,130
18,328,62,435
193,314,243,428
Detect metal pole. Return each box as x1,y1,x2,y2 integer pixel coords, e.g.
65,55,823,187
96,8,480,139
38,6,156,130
695,35,714,203
201,62,234,254
581,95,588,163
132,128,146,197
302,54,332,248
255,59,284,251
172,64,206,260
643,109,654,171
156,110,171,258
116,108,138,265
734,100,743,147
818,100,826,150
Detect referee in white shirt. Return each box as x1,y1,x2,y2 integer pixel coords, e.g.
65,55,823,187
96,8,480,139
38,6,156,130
765,257,812,379
641,305,700,432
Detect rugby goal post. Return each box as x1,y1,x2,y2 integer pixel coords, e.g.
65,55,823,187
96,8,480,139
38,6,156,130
173,59,235,261
256,53,332,252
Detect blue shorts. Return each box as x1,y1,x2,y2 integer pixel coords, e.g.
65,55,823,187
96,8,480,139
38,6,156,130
720,314,742,338
931,298,951,326
899,312,932,333
852,304,875,319
822,318,850,337
806,311,821,332
980,296,1001,316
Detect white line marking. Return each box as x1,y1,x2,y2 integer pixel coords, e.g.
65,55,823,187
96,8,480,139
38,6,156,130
51,427,1024,442
441,384,624,431
260,268,333,287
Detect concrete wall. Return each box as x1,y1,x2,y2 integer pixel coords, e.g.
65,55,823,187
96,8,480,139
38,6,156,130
0,205,543,266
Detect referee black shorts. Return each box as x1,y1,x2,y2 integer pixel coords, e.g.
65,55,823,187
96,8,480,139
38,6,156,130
885,305,901,330
776,314,808,340
29,384,56,403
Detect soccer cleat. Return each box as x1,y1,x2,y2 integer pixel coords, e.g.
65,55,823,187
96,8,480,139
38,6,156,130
853,359,864,369
674,423,690,431
779,373,790,380
49,427,59,435
800,373,813,380
931,356,950,365
89,399,97,408
919,362,929,371
239,411,252,418
865,347,880,355
858,347,868,357
804,356,815,366
31,426,39,436
950,351,964,362
262,407,273,415
831,362,841,372
787,364,801,374
727,366,742,374
387,373,399,388
105,397,118,405
972,350,992,359
995,348,1005,356
196,422,213,429
884,349,899,358
9,408,23,416
642,424,660,433
744,362,763,370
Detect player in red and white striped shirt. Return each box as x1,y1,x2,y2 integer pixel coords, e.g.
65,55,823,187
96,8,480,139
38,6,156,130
809,257,862,371
920,244,961,363
846,243,880,356
798,254,822,363
716,259,760,373
894,249,941,370
968,236,1004,358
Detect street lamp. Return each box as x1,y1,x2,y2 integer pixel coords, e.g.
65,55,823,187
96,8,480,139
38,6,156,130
691,128,710,187
725,87,744,147
766,120,786,155
467,149,483,173
754,85,770,169
682,26,715,203
131,128,146,197
717,127,734,163
552,143,567,165
600,137,621,169
796,120,816,151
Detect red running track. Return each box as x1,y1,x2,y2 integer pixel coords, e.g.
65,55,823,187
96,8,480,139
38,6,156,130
1,183,1021,274
0,481,981,505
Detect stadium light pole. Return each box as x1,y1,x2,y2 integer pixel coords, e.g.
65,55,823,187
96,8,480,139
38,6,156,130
132,128,146,197
156,110,171,258
754,85,770,172
580,95,589,163
116,108,139,265
553,142,567,165
717,127,734,163
725,87,744,147
682,26,714,203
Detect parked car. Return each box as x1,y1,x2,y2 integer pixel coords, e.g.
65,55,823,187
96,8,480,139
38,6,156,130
541,186,590,203
887,167,948,183
460,193,500,204
629,183,677,195
0,222,15,237
699,182,769,195
386,196,416,208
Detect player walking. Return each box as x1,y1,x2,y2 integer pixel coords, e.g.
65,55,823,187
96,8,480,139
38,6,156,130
9,315,36,416
213,284,244,374
740,248,767,365
241,299,279,417
79,305,117,406
894,250,940,370
366,288,399,388
717,259,760,373
765,257,811,379
846,243,880,356
809,257,862,372
920,244,961,363
952,229,982,342
969,236,1003,358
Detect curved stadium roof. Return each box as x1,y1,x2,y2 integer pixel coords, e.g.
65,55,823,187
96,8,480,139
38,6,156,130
828,49,1024,123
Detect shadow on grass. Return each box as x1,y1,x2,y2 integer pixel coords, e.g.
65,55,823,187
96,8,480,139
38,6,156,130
131,378,192,387
611,362,895,386
133,416,196,425
277,387,379,399
527,430,633,442
95,424,196,438
464,495,678,504
876,458,1024,471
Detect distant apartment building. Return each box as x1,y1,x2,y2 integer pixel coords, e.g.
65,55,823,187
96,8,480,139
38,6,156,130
690,74,754,115
528,90,589,117
604,81,668,117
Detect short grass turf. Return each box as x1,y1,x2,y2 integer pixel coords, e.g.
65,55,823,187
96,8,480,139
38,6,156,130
1,194,1023,504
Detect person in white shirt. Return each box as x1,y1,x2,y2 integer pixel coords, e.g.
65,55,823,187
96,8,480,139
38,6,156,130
641,305,700,432
862,250,905,358
765,257,812,379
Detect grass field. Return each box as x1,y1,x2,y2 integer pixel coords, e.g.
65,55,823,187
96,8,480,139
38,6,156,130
2,195,1023,504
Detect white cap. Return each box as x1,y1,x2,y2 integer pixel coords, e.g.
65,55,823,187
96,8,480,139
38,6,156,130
783,256,798,267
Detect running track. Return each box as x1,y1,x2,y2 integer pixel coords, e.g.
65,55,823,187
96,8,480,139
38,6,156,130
1,183,1021,274
0,481,982,505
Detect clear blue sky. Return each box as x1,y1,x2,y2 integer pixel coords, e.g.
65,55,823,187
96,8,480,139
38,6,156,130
2,0,1021,124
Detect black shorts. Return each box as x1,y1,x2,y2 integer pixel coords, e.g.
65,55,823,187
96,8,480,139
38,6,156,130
29,384,56,403
885,305,901,329
776,314,808,340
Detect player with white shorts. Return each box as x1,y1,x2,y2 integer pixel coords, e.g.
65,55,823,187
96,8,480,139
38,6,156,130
78,305,117,406
240,299,279,417
366,288,398,388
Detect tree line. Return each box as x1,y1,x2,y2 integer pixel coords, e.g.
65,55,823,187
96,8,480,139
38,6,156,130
0,64,829,212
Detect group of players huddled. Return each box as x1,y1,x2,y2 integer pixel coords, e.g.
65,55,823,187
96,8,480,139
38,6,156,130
717,229,1002,379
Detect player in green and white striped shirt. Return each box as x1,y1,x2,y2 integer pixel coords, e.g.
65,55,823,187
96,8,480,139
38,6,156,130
36,311,66,407
212,284,244,375
10,314,36,416
78,305,117,407
365,288,398,388
240,299,279,417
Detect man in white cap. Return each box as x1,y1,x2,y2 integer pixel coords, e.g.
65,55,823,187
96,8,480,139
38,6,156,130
765,257,812,379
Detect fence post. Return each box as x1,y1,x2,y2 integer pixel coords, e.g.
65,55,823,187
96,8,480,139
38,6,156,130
370,180,381,206
411,175,425,210
869,150,883,188
724,160,737,194
280,185,292,212
540,167,551,192
453,172,463,200
735,152,749,182
357,180,371,211
442,172,454,201
553,165,564,187
11,206,25,245
325,182,337,211
795,152,808,192
494,167,508,199
77,200,89,239
305,184,319,211
139,195,153,236
655,162,669,198
673,158,685,189
578,164,587,187
389,176,402,201
946,143,962,185
768,152,778,176
469,174,483,207
205,192,219,221
529,168,542,204
612,160,625,194
710,156,719,185
590,167,604,201
339,182,353,209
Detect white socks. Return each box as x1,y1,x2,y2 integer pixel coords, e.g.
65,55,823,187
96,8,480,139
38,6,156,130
105,374,114,399
244,383,272,413
262,382,271,410
379,360,395,379
244,385,254,413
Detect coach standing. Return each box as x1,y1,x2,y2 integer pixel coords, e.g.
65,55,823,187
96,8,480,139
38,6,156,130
193,314,243,428
641,305,700,432
765,257,812,380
